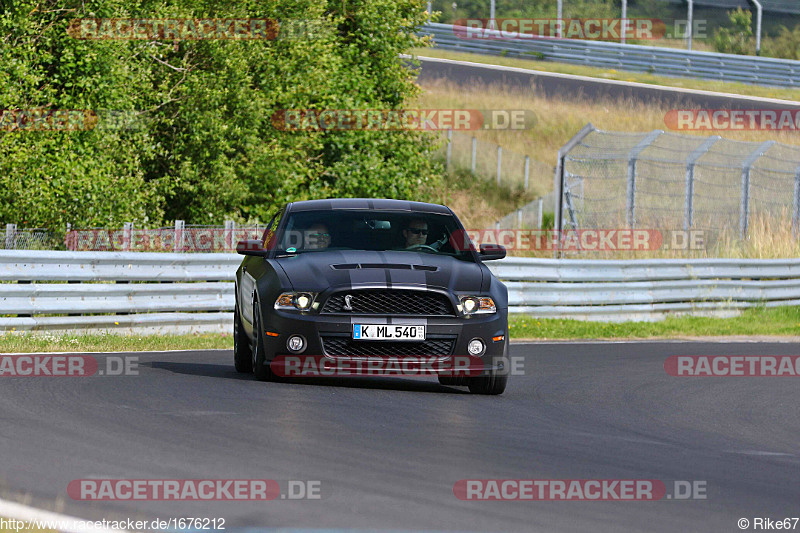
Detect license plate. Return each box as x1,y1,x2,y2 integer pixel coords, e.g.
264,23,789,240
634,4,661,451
353,324,426,341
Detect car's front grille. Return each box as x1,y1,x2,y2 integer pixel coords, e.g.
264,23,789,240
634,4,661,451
321,336,456,357
321,290,454,316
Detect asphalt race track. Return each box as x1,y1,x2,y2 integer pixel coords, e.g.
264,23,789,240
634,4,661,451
2,342,799,532
416,56,800,111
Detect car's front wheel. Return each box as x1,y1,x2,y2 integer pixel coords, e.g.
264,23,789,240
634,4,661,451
233,300,252,373
438,375,468,386
468,342,510,395
251,303,277,382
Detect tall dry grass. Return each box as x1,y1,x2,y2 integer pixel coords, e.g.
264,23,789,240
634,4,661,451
415,80,800,258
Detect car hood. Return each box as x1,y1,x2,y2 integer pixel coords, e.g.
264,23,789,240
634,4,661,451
273,250,484,293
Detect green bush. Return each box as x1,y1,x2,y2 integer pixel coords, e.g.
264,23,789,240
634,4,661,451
0,0,443,228
713,8,755,56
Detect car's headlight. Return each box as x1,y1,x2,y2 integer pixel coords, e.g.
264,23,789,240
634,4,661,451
459,296,496,315
275,292,317,311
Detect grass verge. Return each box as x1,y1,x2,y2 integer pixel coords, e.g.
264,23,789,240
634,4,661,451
509,306,800,339
0,332,233,353
412,48,800,101
1,308,799,352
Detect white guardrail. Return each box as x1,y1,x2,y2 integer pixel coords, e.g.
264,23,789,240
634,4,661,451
3,251,800,332
420,22,800,88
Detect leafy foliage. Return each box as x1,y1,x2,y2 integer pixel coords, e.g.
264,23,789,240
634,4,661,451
0,0,442,228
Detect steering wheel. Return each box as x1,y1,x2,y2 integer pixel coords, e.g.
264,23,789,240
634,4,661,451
406,244,439,253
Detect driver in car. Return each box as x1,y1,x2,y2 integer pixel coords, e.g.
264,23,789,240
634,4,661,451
304,222,331,250
402,219,428,248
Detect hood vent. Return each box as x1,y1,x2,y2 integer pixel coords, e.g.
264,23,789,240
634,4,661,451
331,263,438,272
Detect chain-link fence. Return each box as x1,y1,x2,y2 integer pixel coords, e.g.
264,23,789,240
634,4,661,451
1,225,62,250
556,124,800,241
435,130,554,192
496,191,557,229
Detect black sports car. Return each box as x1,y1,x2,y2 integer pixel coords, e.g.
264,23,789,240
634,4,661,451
233,198,509,395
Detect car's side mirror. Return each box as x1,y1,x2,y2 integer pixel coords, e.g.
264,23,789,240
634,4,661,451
479,243,506,261
237,239,270,256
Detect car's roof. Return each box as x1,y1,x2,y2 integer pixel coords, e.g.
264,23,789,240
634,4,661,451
288,198,451,214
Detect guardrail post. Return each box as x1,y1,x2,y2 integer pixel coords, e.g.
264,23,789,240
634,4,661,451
524,156,530,190
174,220,185,252
684,136,720,231
446,129,452,171
5,223,16,250
471,136,477,173
626,130,662,228
740,141,775,239
123,222,133,251
496,146,502,186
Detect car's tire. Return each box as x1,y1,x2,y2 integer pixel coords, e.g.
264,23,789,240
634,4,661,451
233,301,253,373
438,375,468,386
468,343,510,395
467,372,508,395
251,303,277,382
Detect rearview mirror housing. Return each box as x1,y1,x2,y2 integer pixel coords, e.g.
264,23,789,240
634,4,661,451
479,243,506,261
236,239,270,257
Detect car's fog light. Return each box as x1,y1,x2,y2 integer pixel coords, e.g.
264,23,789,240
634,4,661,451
467,338,485,356
287,335,306,353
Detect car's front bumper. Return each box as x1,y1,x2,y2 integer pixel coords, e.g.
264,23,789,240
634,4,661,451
258,308,509,376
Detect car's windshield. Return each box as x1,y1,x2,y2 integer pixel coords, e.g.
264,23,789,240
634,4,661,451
274,209,475,261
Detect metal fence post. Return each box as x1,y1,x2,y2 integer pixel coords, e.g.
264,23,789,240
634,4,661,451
740,141,775,239
123,222,133,251
684,136,720,230
496,146,502,186
687,0,693,50
5,223,16,250
471,136,477,173
750,0,763,55
516,209,522,228
554,123,595,258
537,198,544,229
556,0,563,38
446,129,452,171
621,0,628,45
627,130,662,228
174,220,185,252
524,156,530,190
224,220,235,250
794,164,800,239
